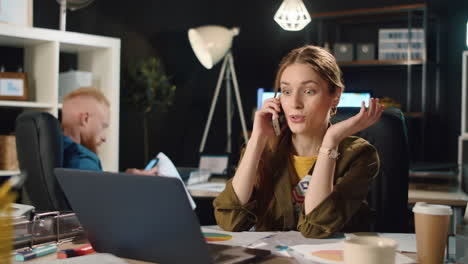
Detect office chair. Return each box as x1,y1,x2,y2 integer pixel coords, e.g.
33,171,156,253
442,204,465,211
15,111,71,211
332,107,410,233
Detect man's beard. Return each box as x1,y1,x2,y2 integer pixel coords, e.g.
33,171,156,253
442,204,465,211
81,133,98,154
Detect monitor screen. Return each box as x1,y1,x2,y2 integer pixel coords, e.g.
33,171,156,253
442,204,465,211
257,88,371,109
257,88,277,109
337,92,371,108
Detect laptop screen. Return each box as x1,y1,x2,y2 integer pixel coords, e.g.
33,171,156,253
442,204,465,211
257,88,371,109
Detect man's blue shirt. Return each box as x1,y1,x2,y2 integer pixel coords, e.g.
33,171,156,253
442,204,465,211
63,135,102,171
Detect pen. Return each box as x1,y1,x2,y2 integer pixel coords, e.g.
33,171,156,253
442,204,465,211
15,244,57,261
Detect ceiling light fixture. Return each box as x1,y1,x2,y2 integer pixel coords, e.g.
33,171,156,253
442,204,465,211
274,0,311,31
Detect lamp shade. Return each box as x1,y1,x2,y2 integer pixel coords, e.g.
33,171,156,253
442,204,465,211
274,0,311,31
188,26,239,69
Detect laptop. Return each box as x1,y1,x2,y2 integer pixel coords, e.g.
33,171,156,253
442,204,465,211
55,168,270,264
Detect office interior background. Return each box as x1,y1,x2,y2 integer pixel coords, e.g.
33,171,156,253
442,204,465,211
1,0,468,173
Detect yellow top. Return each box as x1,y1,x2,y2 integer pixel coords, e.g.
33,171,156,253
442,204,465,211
291,155,317,183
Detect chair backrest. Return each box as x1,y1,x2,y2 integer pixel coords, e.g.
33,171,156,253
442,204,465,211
15,111,71,211
332,107,409,233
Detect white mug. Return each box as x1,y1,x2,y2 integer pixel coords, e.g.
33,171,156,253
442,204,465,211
344,236,398,264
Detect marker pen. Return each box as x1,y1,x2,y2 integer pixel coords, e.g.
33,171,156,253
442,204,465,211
15,244,58,261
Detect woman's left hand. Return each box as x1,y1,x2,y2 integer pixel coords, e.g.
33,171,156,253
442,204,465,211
323,98,383,148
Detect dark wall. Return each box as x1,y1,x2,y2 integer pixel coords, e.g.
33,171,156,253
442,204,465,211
29,0,468,169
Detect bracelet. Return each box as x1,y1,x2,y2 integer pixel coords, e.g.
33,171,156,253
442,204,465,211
318,147,340,160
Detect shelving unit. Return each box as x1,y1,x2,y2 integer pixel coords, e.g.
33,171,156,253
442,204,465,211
0,23,121,172
309,4,440,161
0,101,54,108
338,59,424,67
458,51,468,192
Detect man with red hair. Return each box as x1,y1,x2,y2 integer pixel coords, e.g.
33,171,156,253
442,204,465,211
62,87,156,175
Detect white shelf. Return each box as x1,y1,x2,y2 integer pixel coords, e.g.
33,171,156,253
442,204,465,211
0,100,54,108
0,170,19,176
0,23,121,171
0,24,118,50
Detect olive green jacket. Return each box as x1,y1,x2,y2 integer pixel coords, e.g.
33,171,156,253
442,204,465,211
213,136,380,238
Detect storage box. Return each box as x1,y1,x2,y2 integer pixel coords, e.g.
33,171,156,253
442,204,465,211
333,43,353,62
0,0,33,27
357,43,375,61
59,71,93,102
378,28,425,60
0,134,18,170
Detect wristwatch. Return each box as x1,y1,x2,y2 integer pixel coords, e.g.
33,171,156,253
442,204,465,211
319,147,340,160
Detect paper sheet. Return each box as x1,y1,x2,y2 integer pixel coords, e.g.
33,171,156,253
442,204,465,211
156,152,196,209
291,242,415,264
201,227,274,247
291,242,344,264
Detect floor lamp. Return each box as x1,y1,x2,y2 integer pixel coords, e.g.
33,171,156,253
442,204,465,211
188,26,249,153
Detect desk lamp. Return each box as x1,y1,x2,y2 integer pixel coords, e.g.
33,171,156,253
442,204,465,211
188,25,249,153
57,0,95,31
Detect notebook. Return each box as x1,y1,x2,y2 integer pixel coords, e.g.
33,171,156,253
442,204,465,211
55,168,270,264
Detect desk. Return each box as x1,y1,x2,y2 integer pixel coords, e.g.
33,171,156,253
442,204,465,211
12,228,421,264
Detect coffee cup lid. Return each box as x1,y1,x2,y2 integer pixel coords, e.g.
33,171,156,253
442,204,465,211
412,202,453,215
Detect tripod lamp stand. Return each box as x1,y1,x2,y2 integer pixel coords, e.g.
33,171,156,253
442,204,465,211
188,25,249,153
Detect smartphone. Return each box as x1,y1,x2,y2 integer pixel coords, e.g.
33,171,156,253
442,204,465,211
272,117,281,136
272,93,283,136
144,157,159,171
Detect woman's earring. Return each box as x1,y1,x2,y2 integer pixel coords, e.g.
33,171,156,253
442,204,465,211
330,106,337,117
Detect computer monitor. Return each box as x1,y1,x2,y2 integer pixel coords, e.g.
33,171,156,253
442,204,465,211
257,88,276,109
337,92,372,108
257,88,371,109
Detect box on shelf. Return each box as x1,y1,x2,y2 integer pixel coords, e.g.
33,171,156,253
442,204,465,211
333,43,353,62
0,72,28,101
0,134,18,171
0,0,33,27
59,71,92,102
357,43,375,61
378,28,425,60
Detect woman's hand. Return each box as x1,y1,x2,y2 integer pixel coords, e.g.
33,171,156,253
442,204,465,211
323,98,383,148
251,97,281,139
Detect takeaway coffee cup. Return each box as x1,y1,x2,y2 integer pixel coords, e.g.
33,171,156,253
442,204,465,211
413,202,453,264
343,236,398,264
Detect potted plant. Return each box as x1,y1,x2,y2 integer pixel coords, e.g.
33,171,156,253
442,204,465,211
124,56,176,162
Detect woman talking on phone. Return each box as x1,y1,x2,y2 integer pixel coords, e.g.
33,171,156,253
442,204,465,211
213,45,383,238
